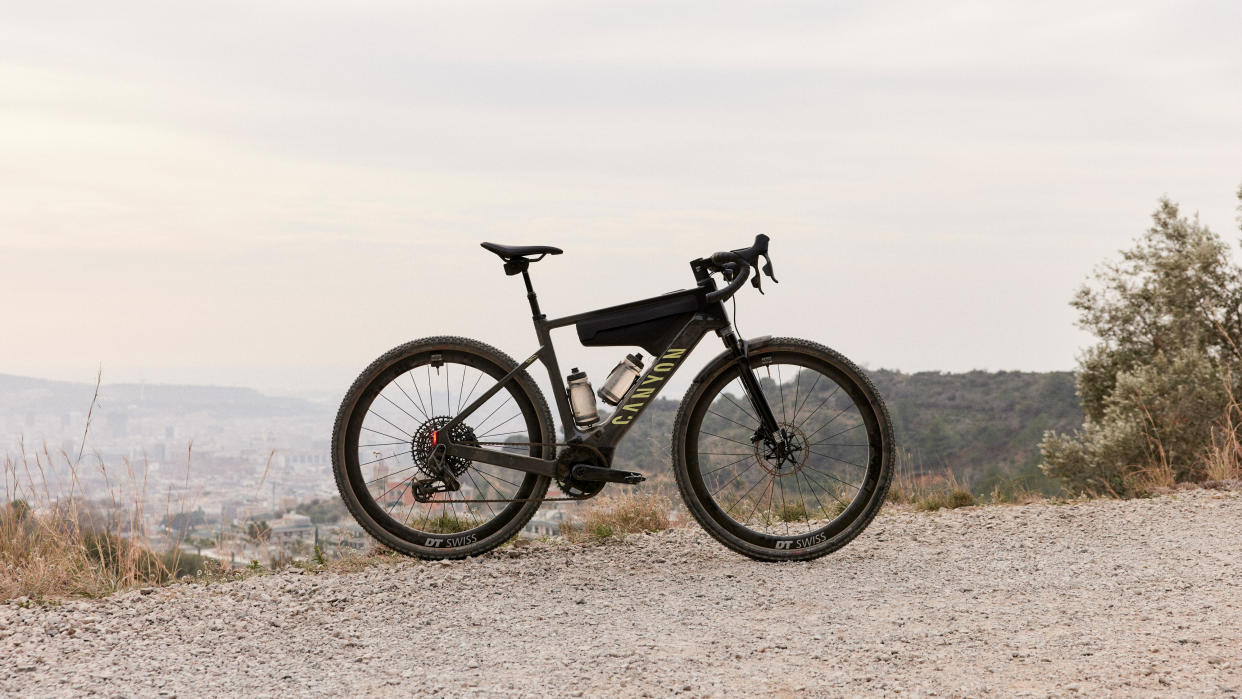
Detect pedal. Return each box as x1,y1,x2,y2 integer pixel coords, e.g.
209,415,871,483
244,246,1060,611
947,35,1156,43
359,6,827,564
569,464,646,484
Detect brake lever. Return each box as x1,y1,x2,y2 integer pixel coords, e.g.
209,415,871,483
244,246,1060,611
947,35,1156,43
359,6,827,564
749,253,778,294
762,253,777,283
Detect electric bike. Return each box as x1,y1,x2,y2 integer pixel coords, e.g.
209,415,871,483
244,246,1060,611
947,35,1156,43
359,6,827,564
331,235,894,561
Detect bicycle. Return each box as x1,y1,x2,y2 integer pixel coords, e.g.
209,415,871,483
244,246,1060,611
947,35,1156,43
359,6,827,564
331,235,894,561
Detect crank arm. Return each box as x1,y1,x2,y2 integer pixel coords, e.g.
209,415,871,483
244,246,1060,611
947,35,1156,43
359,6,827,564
442,443,560,478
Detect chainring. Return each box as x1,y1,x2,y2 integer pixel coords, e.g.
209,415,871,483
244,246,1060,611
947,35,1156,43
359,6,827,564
555,444,609,498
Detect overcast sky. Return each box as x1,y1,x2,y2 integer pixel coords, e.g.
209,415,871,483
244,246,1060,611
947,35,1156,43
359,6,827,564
2,1,1240,398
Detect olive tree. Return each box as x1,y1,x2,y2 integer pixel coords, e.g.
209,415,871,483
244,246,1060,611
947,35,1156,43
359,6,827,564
1040,192,1242,494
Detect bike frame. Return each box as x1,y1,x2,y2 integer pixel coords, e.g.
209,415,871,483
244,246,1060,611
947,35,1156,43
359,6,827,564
437,265,783,481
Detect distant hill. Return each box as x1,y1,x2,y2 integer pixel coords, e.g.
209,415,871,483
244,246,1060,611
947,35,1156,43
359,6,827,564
2,369,1080,495
871,369,1080,493
611,369,1080,496
0,373,328,420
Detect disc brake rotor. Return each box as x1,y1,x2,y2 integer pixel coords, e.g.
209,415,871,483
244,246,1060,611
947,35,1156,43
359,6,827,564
754,423,808,477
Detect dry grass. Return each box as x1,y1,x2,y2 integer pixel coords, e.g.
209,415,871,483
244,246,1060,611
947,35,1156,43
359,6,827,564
1,374,210,601
1203,377,1242,483
560,492,673,541
987,481,1044,505
0,443,205,600
886,450,977,511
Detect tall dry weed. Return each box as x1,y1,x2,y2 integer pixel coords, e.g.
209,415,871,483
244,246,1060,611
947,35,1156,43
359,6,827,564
1203,373,1242,482
886,449,977,511
1,373,203,600
561,492,673,541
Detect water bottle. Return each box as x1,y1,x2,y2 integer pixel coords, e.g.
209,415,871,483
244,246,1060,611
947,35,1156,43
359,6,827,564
598,353,644,406
566,368,599,428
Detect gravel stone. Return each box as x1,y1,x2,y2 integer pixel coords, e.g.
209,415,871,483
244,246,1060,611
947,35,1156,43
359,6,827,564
2,490,1240,696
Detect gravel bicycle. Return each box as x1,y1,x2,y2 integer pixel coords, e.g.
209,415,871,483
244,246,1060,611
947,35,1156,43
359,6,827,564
332,236,894,561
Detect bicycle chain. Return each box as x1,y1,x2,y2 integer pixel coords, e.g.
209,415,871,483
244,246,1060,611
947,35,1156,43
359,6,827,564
414,440,599,504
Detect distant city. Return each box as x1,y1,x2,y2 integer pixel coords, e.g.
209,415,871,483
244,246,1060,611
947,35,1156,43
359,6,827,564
0,372,579,565
1,372,361,564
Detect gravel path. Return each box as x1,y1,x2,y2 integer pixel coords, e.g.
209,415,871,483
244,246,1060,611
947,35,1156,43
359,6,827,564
2,489,1240,697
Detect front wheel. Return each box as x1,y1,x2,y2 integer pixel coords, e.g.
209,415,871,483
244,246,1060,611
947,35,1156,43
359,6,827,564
672,338,894,561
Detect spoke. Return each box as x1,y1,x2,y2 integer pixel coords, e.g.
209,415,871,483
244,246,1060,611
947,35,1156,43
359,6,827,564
406,371,432,420
453,490,480,528
377,391,424,428
403,490,421,528
362,426,410,443
777,470,789,535
427,365,435,417
794,469,829,526
478,411,523,438
459,370,486,413
721,388,759,425
811,443,868,448
810,423,865,445
795,385,841,433
359,450,406,469
363,463,419,486
804,405,856,441
791,371,823,423
366,409,414,440
710,459,758,500
726,467,769,516
456,364,469,414
381,477,414,512
702,454,754,477
465,470,498,517
700,430,754,448
805,473,850,509
810,449,866,470
744,477,775,526
707,408,756,433
358,441,409,449
472,395,515,435
802,463,862,495
696,452,754,456
393,376,431,421
474,467,522,490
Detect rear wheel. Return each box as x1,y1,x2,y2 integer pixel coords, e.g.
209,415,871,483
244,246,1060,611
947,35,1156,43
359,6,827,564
672,338,893,561
331,336,554,559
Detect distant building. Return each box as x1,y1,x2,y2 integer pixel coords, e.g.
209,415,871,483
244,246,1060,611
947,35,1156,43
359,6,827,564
269,512,314,546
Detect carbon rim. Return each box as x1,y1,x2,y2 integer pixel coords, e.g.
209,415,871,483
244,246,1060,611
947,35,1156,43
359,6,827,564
342,348,547,545
684,350,884,551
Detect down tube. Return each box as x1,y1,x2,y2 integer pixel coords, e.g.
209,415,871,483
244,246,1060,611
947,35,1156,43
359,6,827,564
589,314,725,452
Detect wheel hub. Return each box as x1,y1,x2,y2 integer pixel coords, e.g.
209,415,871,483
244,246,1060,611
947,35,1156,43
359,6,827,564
412,416,478,478
754,423,808,477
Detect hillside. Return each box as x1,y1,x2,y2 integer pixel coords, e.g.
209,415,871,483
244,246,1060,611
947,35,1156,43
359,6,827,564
3,490,1239,696
1,368,1079,494
0,374,327,420
612,369,1081,496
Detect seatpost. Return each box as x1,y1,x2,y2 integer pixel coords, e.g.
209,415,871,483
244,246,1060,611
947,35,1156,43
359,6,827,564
521,270,543,318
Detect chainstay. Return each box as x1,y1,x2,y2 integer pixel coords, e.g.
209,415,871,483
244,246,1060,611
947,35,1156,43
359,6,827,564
421,440,597,503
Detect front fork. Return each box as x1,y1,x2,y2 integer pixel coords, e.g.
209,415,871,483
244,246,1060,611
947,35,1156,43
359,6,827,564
720,331,784,444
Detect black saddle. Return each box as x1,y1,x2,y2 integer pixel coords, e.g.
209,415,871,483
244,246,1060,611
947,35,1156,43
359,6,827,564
480,242,563,261
480,242,562,275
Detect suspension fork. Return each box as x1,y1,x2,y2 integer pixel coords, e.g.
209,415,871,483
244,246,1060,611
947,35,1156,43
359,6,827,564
720,331,784,443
